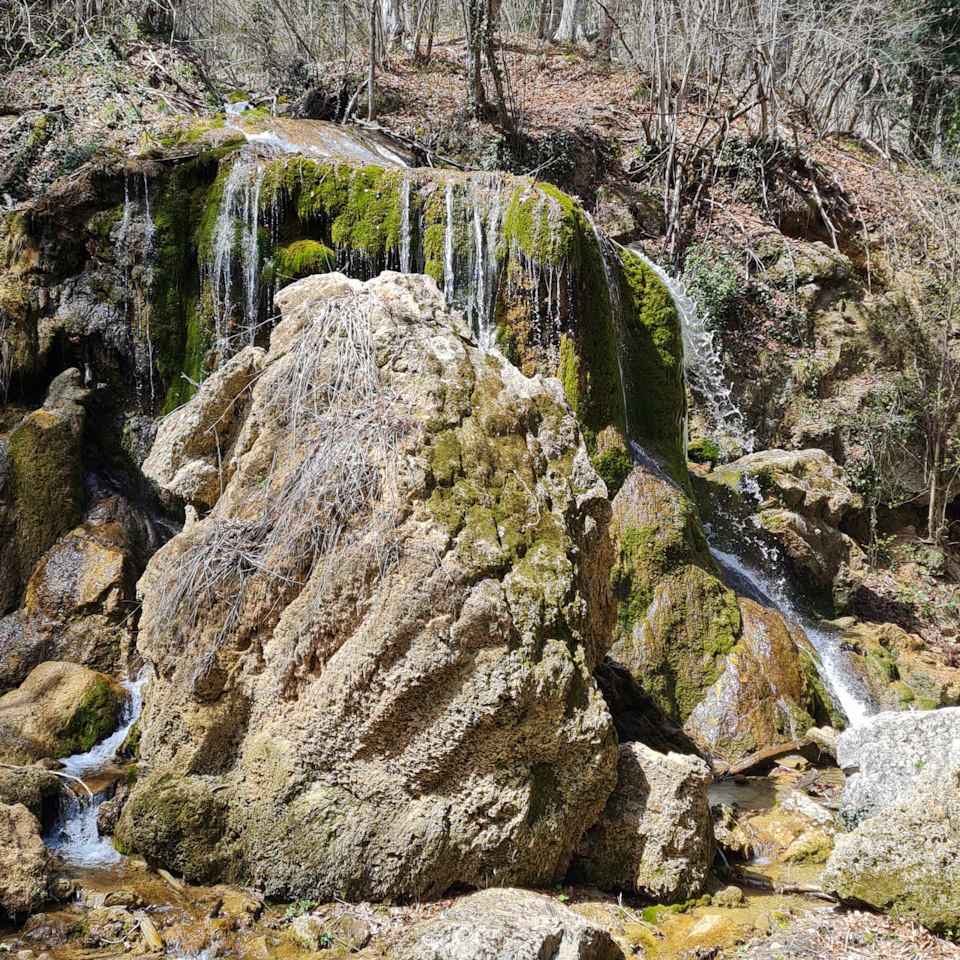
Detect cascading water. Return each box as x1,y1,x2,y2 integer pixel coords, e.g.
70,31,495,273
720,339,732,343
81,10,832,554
206,155,267,357
46,670,149,868
630,248,753,459
626,252,869,725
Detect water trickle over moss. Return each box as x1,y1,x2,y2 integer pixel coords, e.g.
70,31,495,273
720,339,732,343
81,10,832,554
59,677,122,756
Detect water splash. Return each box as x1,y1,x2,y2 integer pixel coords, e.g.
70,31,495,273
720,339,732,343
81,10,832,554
443,180,455,303
630,248,752,459
47,670,149,867
400,176,412,275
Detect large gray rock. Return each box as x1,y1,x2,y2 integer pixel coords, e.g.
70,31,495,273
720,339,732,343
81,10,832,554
836,707,960,825
0,765,60,826
823,708,960,933
570,742,714,900
117,273,618,898
0,802,49,916
823,768,960,934
390,888,625,960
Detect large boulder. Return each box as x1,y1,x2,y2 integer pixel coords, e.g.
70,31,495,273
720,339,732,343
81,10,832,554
694,448,865,615
0,368,89,615
570,742,714,900
117,272,619,898
0,802,49,917
822,709,960,933
0,500,140,689
608,464,740,723
0,661,126,761
833,707,960,825
684,599,822,761
389,888,625,960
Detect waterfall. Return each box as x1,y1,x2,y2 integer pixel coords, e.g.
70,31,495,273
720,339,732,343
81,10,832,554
443,180,455,303
46,670,149,867
711,544,869,726
206,156,266,358
630,248,752,459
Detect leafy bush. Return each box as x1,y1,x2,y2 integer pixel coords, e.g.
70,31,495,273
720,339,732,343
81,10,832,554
682,243,746,330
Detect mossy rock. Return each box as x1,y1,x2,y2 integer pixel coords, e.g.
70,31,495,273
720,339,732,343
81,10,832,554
114,773,231,882
266,240,336,287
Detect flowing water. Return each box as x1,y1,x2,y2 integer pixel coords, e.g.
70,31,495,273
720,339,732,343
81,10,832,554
630,248,753,459
46,670,149,867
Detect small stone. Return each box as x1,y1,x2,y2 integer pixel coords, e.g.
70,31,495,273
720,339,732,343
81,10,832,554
712,885,746,908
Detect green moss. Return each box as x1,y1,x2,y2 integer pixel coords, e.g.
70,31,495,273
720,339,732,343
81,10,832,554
149,150,228,412
558,333,582,414
8,409,84,594
59,678,121,756
617,247,687,487
267,240,336,287
895,682,915,703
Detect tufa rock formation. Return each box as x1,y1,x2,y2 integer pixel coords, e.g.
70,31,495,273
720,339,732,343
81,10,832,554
117,271,619,898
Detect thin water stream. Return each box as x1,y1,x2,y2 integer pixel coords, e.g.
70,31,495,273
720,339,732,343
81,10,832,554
46,670,148,867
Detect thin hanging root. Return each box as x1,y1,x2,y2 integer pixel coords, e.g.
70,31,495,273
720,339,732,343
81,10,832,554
150,292,420,675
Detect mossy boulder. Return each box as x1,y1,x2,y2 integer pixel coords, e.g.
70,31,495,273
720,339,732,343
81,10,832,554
0,369,89,614
0,661,126,762
114,773,230,883
608,464,738,723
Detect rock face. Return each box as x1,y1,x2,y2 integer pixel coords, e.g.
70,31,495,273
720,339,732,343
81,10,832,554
694,448,865,615
0,802,49,916
685,599,822,761
117,272,619,898
823,709,960,933
389,888,625,960
570,742,714,900
0,661,126,761
0,369,89,615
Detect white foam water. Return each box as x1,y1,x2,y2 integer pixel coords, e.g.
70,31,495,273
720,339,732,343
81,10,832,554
630,248,753,459
47,670,149,867
710,545,869,726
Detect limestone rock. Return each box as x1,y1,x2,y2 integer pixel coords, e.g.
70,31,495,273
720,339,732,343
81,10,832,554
0,802,49,916
823,768,960,934
142,347,266,509
608,464,739,722
118,272,618,898
684,600,821,761
389,888,625,960
0,661,126,761
0,765,60,826
694,448,865,615
571,742,714,900
0,514,138,689
834,707,960,825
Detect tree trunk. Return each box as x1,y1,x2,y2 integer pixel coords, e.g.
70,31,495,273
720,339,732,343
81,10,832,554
368,0,377,121
596,0,617,59
553,0,586,43
380,0,405,49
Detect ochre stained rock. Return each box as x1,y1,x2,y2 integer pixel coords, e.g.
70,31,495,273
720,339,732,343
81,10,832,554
0,661,126,761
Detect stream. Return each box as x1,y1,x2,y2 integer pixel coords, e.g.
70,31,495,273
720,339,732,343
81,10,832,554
45,670,148,868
